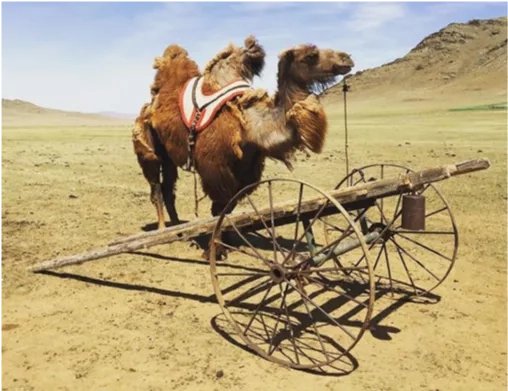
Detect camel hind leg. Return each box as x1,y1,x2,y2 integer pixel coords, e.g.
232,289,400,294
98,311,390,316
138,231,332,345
202,200,238,260
161,158,180,226
142,160,166,230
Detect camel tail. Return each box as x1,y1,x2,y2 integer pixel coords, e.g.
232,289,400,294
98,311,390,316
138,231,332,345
132,106,159,162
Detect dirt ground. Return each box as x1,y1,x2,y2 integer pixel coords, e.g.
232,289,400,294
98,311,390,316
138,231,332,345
2,97,506,390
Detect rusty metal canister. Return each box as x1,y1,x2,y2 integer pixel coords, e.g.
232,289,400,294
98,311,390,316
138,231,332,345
401,194,425,231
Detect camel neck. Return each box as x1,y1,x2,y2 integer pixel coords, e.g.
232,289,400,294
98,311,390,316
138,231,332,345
275,80,310,113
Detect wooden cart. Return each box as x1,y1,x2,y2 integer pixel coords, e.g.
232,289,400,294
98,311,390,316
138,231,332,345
29,158,490,370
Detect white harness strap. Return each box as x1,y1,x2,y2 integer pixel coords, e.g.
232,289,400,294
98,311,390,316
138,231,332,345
179,76,250,132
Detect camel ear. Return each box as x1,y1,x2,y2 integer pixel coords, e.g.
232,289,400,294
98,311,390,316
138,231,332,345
243,35,265,77
244,35,258,50
278,49,295,77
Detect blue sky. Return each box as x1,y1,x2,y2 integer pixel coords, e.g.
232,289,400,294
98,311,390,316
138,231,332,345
2,1,506,114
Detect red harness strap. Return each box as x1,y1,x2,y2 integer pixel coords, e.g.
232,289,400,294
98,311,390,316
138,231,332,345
178,76,250,172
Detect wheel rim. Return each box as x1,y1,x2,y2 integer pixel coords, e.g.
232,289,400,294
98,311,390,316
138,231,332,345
210,179,375,369
330,163,459,297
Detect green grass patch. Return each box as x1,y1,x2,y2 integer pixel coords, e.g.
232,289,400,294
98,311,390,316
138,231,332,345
449,102,507,111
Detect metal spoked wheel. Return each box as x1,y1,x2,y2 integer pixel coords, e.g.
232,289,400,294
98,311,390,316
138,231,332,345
326,163,458,297
210,179,375,369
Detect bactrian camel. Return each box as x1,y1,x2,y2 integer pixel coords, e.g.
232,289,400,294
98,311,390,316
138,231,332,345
134,40,354,259
132,36,265,232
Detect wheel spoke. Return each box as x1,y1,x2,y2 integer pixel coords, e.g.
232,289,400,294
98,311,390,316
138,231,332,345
305,274,369,309
383,244,394,295
215,271,269,277
215,239,270,265
332,164,456,298
279,283,300,365
396,230,455,235
285,279,357,341
245,195,286,260
268,285,287,355
282,200,329,266
213,178,374,369
389,238,440,281
244,282,275,336
424,206,448,219
306,207,369,267
226,277,273,307
297,266,368,275
297,280,330,363
392,240,418,295
268,181,279,264
224,216,272,267
394,231,453,262
286,183,305,265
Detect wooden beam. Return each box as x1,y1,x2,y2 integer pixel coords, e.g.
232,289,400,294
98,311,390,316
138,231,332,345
27,158,490,272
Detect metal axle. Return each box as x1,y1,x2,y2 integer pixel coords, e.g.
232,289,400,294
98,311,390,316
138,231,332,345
310,230,381,268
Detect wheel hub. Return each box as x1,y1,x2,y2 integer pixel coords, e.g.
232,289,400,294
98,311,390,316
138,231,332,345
369,222,393,243
269,263,286,283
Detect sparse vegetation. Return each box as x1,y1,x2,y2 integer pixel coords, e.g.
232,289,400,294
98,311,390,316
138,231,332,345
2,15,507,391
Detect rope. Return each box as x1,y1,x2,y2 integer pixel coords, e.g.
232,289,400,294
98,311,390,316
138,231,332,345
192,167,207,218
342,78,350,185
193,170,199,217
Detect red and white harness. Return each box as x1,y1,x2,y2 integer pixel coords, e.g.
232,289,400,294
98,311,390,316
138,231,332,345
178,75,250,172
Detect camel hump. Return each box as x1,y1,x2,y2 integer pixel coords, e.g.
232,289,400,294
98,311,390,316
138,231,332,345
179,76,251,132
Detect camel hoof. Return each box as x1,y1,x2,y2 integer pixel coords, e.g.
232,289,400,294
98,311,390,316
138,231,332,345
201,247,228,261
189,239,200,250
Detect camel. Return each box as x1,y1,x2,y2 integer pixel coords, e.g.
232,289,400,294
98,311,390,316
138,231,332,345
132,36,266,230
135,41,354,259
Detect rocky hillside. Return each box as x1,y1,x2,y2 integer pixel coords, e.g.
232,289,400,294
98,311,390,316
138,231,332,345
324,16,507,104
2,99,131,127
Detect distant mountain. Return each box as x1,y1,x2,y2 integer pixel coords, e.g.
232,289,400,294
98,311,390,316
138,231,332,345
95,111,136,120
2,99,132,127
323,16,507,104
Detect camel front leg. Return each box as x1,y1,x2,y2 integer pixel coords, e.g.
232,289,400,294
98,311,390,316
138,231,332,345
202,200,238,261
161,158,180,226
150,183,166,230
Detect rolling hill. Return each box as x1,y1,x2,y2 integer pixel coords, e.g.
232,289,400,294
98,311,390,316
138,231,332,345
1,99,133,127
3,16,506,126
323,16,507,108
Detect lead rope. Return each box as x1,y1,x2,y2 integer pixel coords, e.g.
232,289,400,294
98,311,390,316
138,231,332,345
342,78,351,186
188,78,203,218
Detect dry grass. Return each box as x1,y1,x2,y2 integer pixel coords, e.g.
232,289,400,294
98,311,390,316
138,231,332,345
323,16,507,103
2,96,507,390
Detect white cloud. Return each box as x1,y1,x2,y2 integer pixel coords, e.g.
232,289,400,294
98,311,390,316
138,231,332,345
347,2,407,31
2,2,502,114
227,2,299,13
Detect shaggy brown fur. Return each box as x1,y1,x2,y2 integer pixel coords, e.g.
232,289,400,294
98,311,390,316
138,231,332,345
134,41,354,260
132,44,201,227
235,45,355,170
132,37,266,234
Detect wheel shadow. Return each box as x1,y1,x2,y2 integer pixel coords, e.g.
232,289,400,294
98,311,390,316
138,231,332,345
174,230,313,253
38,249,442,377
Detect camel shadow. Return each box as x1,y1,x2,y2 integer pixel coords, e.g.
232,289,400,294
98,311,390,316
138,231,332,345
38,251,441,376
165,230,311,253
141,219,191,232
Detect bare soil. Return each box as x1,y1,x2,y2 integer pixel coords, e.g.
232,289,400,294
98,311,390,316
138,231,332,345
2,96,506,390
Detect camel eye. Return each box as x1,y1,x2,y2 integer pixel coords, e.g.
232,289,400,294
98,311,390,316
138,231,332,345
304,52,318,63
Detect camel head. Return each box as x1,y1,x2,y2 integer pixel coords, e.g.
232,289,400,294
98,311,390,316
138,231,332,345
276,44,354,109
203,35,266,87
150,44,200,96
153,44,190,69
